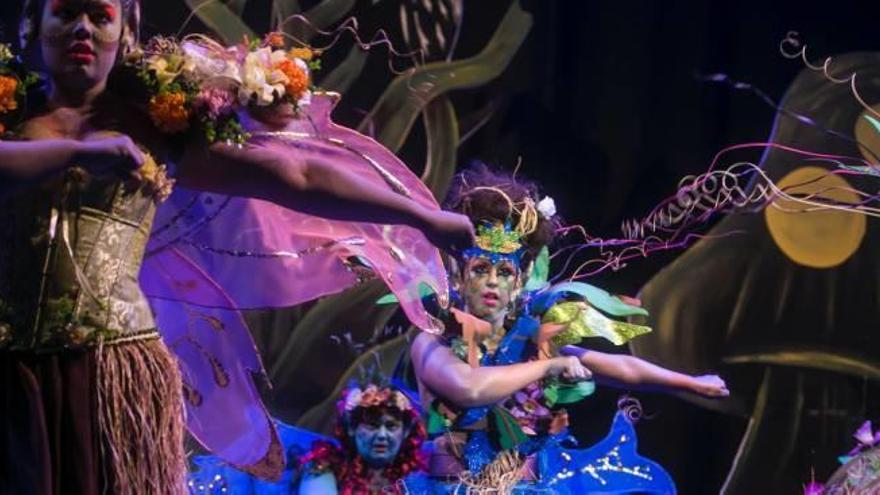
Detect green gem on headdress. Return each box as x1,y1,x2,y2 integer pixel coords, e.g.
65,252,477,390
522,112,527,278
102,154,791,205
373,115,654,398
474,220,523,255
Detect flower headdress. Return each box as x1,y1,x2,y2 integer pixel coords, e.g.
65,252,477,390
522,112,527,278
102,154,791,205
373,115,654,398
458,186,556,265
123,32,321,144
0,43,40,136
339,384,414,417
302,381,426,494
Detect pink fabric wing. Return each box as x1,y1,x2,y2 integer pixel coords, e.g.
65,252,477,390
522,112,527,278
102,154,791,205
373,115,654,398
141,247,284,476
140,93,448,474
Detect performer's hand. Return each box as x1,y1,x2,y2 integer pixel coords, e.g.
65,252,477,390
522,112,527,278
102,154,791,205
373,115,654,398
548,356,593,382
75,134,145,177
420,209,475,252
690,374,729,398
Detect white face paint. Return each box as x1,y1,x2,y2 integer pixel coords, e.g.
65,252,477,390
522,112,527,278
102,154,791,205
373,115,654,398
39,0,123,92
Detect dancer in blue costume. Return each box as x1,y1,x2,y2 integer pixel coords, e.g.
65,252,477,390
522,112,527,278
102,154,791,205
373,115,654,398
408,163,730,494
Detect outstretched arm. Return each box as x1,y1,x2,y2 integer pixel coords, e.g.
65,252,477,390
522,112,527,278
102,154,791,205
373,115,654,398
560,345,729,398
0,136,144,197
176,141,473,250
411,333,591,408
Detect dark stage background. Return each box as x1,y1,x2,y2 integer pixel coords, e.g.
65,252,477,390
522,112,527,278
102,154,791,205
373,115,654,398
4,1,880,493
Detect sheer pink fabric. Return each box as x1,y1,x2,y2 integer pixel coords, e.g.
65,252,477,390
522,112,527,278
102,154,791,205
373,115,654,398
140,93,448,475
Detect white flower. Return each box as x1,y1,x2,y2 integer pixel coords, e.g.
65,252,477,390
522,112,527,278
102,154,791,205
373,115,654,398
344,387,363,412
238,47,286,106
394,392,411,411
537,196,557,218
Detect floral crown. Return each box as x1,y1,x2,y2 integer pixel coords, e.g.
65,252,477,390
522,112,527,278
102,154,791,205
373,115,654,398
340,384,414,416
0,43,41,136
124,32,321,144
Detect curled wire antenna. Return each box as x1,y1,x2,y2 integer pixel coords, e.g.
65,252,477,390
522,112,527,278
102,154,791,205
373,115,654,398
780,31,880,122
617,395,645,424
276,14,424,64
551,139,880,282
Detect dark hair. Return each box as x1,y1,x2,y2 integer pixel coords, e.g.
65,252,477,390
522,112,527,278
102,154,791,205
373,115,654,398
444,161,559,262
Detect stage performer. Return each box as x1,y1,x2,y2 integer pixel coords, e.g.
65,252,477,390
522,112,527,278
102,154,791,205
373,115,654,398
409,163,729,493
187,381,427,495
0,1,473,493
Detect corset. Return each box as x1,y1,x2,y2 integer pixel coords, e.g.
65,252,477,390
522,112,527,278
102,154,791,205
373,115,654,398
0,170,159,352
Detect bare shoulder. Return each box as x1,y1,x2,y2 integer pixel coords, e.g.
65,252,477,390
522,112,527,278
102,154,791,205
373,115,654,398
411,332,442,357
410,332,456,371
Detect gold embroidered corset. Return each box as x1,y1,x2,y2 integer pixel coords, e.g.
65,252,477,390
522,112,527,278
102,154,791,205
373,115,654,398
0,172,159,351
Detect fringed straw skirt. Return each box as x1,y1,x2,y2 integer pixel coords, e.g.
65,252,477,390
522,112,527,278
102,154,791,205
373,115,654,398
0,337,186,495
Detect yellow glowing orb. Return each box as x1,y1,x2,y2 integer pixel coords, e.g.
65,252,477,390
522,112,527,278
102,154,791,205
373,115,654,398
765,166,865,269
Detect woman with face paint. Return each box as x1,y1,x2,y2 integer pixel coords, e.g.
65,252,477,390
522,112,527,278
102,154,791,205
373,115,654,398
187,383,427,495
0,1,474,494
297,384,426,495
409,163,730,493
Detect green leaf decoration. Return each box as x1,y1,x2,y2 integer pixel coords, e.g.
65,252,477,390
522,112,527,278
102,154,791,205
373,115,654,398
318,45,368,93
543,302,651,346
358,1,533,152
375,293,398,305
723,348,880,380
421,96,460,200
543,380,595,407
524,247,550,292
375,282,438,305
185,0,256,44
554,380,595,405
864,114,880,135
492,407,528,450
543,383,559,407
426,403,450,435
549,282,649,317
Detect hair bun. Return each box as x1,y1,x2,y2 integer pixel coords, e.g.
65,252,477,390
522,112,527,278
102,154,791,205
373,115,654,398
444,161,559,258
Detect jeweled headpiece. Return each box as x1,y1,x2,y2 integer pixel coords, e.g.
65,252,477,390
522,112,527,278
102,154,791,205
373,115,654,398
462,220,524,263
475,220,522,254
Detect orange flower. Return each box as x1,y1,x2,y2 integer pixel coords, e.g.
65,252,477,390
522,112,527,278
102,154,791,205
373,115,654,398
264,32,285,49
0,75,19,113
148,92,190,133
288,47,313,61
273,59,309,100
